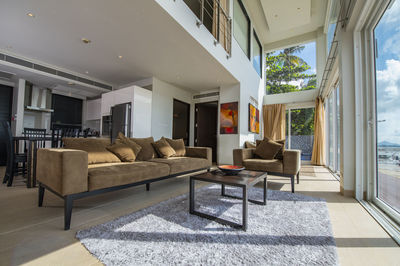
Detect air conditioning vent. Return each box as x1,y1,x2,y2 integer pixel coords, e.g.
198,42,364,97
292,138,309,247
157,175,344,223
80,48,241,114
0,53,112,90
193,91,219,99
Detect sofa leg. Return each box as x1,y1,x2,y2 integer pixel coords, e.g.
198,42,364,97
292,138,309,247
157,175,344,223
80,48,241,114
64,196,73,230
38,184,45,207
297,172,300,184
146,183,150,191
291,175,295,193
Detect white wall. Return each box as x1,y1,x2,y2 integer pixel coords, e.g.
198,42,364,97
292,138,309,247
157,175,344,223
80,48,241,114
151,77,194,141
12,79,25,135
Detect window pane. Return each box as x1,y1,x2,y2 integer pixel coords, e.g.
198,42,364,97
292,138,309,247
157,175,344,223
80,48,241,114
336,87,341,173
327,0,340,53
252,31,262,76
374,0,400,214
328,93,334,169
233,0,249,57
289,108,315,161
266,42,316,95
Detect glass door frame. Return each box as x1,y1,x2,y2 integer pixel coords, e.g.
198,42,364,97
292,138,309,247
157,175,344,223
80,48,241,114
362,0,400,224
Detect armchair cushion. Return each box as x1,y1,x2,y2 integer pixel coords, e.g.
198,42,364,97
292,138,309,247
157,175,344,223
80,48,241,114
257,137,286,160
243,159,283,173
254,139,283,160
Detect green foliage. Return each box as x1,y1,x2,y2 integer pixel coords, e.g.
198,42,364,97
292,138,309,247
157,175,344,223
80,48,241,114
266,46,317,95
289,108,315,136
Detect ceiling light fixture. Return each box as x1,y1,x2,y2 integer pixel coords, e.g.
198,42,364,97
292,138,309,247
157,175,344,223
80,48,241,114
118,55,123,59
67,82,75,85
85,71,89,74
81,38,91,44
297,7,301,10
27,12,35,17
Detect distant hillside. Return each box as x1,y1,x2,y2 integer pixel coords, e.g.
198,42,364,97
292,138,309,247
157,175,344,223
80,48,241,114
379,141,400,147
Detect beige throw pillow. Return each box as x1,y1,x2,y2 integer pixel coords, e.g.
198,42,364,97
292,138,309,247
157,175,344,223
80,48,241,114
254,139,283,160
164,137,186,157
130,137,157,161
106,143,135,162
152,138,176,158
115,132,142,159
256,137,286,160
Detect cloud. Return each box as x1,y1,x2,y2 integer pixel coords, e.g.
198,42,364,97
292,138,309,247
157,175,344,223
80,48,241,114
382,31,400,58
381,0,400,24
376,59,400,144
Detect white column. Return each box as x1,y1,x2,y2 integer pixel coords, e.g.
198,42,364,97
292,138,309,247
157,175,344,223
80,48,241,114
12,79,25,136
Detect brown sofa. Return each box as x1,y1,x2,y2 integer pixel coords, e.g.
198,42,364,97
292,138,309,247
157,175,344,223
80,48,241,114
36,138,212,230
233,148,301,193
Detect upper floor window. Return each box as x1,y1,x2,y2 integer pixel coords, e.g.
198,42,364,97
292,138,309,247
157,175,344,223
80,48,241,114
266,41,316,95
326,0,340,54
233,0,250,58
252,31,262,77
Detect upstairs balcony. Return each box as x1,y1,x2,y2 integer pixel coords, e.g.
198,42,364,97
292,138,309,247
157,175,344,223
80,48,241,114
183,0,232,55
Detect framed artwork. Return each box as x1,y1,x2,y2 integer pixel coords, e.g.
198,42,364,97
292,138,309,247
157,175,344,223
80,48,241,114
248,103,259,133
220,102,238,134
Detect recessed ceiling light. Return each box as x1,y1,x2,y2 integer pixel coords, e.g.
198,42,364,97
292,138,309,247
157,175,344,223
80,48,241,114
297,7,301,10
67,82,75,85
81,38,91,44
118,55,123,59
27,12,35,17
85,71,89,74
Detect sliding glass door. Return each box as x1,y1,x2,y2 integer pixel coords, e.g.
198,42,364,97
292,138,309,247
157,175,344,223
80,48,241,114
373,0,400,216
325,86,340,176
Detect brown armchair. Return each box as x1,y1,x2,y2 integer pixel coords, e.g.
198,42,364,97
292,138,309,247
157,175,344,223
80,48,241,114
233,148,301,193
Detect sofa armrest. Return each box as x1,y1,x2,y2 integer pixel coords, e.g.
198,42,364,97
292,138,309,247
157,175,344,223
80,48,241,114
37,148,89,196
185,147,212,166
233,148,255,166
283,149,301,175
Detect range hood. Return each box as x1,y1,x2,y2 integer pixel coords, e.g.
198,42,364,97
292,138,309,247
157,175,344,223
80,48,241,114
25,85,54,112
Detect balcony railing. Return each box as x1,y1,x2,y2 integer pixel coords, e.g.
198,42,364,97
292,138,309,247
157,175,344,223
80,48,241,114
183,0,232,56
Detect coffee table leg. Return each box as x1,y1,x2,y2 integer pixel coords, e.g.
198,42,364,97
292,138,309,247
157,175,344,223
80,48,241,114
263,177,267,205
242,186,248,231
189,177,195,214
221,184,225,196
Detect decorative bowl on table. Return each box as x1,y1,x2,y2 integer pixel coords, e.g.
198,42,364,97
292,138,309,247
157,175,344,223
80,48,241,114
218,165,245,175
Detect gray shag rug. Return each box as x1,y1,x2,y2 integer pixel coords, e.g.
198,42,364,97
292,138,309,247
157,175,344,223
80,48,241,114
77,185,338,265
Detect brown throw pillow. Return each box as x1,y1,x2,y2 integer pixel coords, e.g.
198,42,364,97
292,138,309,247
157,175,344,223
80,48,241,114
256,137,286,160
106,143,135,162
63,138,120,164
152,138,176,158
245,141,256,148
254,139,283,160
115,132,142,157
164,137,186,157
130,137,157,161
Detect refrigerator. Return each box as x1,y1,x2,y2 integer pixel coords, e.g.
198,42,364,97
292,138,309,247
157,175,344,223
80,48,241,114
111,102,131,142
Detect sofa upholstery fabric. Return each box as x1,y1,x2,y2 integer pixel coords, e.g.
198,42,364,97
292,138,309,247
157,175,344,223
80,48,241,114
130,137,157,161
63,138,120,164
283,150,301,175
164,138,186,157
243,159,283,173
37,149,88,196
185,147,212,166
150,157,210,175
152,138,176,158
88,162,170,191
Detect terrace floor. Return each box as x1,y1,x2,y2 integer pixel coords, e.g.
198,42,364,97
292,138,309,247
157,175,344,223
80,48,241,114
0,165,399,266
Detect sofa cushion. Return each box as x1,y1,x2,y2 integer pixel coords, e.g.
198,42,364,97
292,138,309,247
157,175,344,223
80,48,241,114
106,143,136,162
63,138,120,164
152,138,176,158
130,137,157,161
88,161,170,191
245,141,256,148
115,132,142,159
243,159,283,173
256,138,285,160
164,138,186,157
150,157,210,175
254,139,283,160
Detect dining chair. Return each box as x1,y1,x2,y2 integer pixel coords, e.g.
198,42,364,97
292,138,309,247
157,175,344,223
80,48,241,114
23,128,47,148
2,121,27,186
51,123,82,148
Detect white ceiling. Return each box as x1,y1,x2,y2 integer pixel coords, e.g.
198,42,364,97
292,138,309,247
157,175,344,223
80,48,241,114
246,0,328,44
0,0,237,95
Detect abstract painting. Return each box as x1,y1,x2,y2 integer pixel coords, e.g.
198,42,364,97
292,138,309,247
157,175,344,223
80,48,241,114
248,103,260,133
220,102,238,134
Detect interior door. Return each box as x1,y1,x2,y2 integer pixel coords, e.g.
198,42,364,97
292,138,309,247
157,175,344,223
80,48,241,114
195,101,218,162
173,99,190,145
0,84,13,166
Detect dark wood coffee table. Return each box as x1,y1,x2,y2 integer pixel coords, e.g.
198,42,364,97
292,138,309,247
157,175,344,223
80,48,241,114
189,170,267,231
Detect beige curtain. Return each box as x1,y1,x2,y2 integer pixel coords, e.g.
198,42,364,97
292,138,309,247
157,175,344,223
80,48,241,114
311,97,326,165
263,104,286,140
212,0,229,52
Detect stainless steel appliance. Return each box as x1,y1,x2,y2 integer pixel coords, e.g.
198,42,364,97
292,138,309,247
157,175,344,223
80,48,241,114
111,103,131,142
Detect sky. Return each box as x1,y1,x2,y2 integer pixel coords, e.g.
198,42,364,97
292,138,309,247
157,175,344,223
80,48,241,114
375,0,400,145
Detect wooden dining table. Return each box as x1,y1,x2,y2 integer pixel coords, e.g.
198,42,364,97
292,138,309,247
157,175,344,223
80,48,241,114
13,136,52,188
